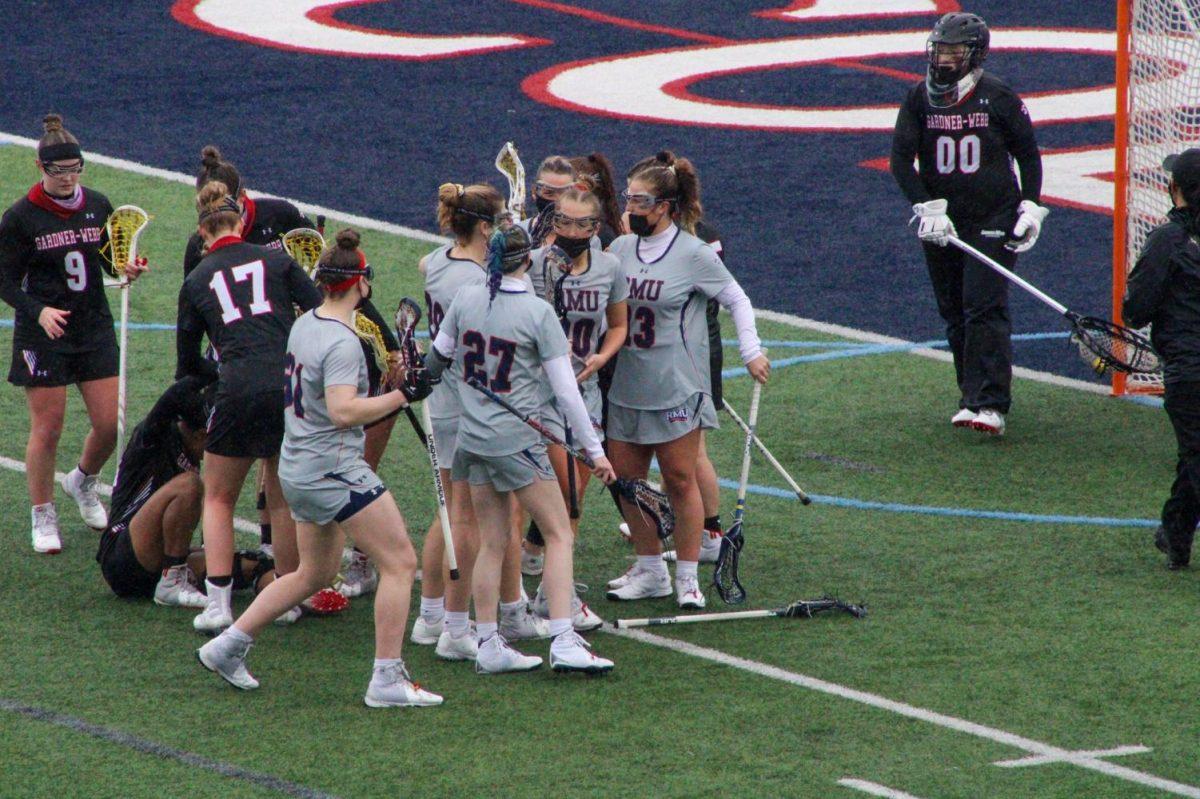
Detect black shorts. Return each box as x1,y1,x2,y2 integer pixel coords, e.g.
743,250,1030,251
206,389,285,458
8,337,119,388
96,523,159,599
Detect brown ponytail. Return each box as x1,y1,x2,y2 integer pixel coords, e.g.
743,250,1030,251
196,145,243,197
627,150,704,233
196,180,241,236
570,153,621,237
436,182,502,241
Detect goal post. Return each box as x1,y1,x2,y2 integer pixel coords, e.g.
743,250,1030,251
1112,0,1200,395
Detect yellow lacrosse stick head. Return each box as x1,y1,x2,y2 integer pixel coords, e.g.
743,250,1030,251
105,205,150,279
281,228,326,277
353,311,389,371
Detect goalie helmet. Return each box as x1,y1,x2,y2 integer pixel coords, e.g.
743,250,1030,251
926,12,989,108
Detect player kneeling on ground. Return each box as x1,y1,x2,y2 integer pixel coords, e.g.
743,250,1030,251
96,376,213,606
198,230,441,707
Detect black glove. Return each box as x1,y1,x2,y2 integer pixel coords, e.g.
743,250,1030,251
400,355,435,403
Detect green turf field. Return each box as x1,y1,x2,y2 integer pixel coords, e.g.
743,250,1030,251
0,143,1196,799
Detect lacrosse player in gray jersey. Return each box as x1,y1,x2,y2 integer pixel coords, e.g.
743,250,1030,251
199,230,441,708
525,187,628,632
427,226,617,675
604,152,770,611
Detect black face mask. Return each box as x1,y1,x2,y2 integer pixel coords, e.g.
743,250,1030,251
628,213,655,237
556,234,590,259
534,196,555,214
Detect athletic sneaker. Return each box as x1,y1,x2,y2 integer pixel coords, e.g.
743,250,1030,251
274,606,303,626
676,574,706,609
435,628,479,661
364,661,442,708
303,588,350,615
605,567,672,601
521,548,544,577
154,565,207,608
61,467,107,531
550,630,614,675
193,585,233,634
531,584,604,632
31,504,61,555
951,408,977,428
971,408,1006,436
500,606,552,640
410,616,443,645
338,549,377,598
1154,526,1190,570
197,633,258,690
618,522,631,541
664,531,723,564
475,633,543,674
607,562,642,590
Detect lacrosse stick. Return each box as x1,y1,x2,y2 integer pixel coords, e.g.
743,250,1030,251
714,381,761,605
281,227,325,278
465,377,675,539
614,596,866,628
105,205,149,461
396,299,457,579
722,399,811,505
495,141,527,223
947,235,1161,375
540,245,580,518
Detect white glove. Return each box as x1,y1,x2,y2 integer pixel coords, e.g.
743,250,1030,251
910,199,956,247
1006,200,1050,253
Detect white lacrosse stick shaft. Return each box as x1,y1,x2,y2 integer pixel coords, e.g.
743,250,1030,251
421,400,458,579
116,280,129,461
722,398,811,504
946,235,1068,315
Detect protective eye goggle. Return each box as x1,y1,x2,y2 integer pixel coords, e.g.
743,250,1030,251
534,181,571,199
620,191,667,211
551,212,599,231
42,159,85,177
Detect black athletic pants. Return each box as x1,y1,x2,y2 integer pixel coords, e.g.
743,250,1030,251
922,222,1016,414
1160,380,1200,557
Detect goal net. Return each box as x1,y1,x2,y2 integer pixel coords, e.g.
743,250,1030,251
1113,0,1200,394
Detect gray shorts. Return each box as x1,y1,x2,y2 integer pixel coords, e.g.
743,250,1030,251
540,381,604,444
606,393,718,445
430,415,459,467
451,444,556,493
280,462,386,525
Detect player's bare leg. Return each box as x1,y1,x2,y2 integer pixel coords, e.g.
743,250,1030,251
25,386,65,506
194,452,254,631
76,376,118,477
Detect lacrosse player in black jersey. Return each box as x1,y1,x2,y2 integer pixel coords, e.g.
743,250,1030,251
891,12,1047,437
0,115,149,554
176,180,322,633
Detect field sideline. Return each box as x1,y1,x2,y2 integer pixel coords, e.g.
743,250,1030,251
0,140,1197,799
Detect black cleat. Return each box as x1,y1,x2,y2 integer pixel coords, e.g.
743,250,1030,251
1154,527,1190,571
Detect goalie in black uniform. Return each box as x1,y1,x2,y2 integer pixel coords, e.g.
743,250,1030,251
891,12,1048,437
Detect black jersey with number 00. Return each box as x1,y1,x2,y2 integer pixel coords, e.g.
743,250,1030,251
890,72,1041,224
0,187,115,352
177,238,322,396
182,197,313,277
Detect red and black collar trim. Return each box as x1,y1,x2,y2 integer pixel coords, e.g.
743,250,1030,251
208,234,243,252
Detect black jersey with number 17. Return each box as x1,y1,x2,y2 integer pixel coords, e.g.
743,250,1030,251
177,237,322,397
890,72,1041,224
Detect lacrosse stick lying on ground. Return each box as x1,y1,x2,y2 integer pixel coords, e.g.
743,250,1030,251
614,596,866,628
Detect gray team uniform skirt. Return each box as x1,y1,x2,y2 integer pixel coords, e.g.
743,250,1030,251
539,380,605,444
606,391,718,446
431,415,460,468
280,460,386,526
451,443,556,493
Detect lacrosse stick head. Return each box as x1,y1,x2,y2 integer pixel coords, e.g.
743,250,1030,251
613,479,675,541
495,141,527,221
779,597,868,619
1067,314,1161,376
393,297,430,396
352,311,389,369
106,205,149,279
713,522,747,605
543,245,572,315
281,227,325,277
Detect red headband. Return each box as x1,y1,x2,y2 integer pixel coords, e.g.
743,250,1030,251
327,250,367,293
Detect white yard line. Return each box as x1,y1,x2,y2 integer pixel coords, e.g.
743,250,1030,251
838,778,929,799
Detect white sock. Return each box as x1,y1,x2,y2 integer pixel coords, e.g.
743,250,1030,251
548,618,572,638
500,599,525,617
477,621,498,642
445,610,469,636
639,555,667,576
373,657,402,670
225,626,252,644
205,579,232,613
675,560,699,581
419,596,445,624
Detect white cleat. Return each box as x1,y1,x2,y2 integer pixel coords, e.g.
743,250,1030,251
410,616,443,645
605,567,672,601
193,593,233,634
197,633,258,690
971,408,1006,436
273,606,302,626
435,629,479,661
606,563,643,590
951,408,977,428
364,661,442,708
31,504,62,554
550,630,613,675
475,634,543,674
338,549,378,598
618,522,631,541
676,574,706,610
520,548,544,577
531,584,604,632
154,565,207,608
500,606,552,640
61,468,108,531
